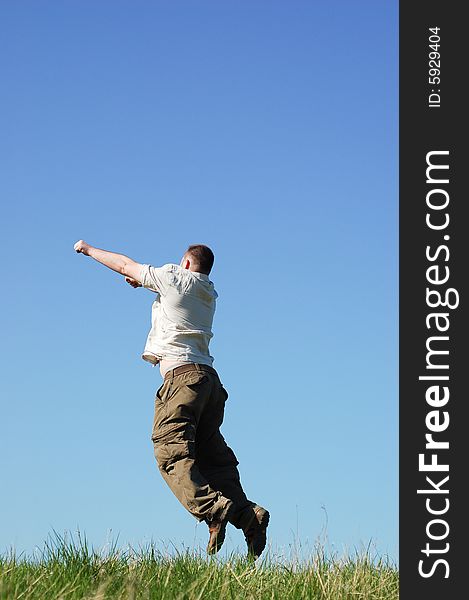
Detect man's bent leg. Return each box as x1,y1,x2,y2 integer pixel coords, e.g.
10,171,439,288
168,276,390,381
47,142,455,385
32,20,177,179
153,423,231,521
151,372,232,523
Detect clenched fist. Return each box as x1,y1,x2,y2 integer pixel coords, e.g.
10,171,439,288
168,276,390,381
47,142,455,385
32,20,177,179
74,240,91,256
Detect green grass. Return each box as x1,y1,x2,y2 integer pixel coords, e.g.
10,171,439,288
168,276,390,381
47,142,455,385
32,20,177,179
0,532,398,599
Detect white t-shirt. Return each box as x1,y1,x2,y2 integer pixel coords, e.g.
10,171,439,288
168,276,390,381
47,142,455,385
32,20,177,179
140,263,218,375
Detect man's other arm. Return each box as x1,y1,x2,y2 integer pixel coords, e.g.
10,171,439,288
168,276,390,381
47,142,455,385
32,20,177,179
74,239,143,284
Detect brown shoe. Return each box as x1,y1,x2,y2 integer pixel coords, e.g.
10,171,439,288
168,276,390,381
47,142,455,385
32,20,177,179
206,502,234,555
244,505,270,559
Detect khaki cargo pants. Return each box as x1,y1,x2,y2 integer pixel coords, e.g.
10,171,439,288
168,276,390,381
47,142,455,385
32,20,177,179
151,363,253,528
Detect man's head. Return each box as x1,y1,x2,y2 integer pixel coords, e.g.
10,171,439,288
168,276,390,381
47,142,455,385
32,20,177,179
180,244,215,275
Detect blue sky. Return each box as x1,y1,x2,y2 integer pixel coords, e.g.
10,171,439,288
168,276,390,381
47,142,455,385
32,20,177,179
0,0,398,561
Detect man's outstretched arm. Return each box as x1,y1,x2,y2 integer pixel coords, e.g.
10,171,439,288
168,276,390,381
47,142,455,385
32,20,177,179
74,239,143,284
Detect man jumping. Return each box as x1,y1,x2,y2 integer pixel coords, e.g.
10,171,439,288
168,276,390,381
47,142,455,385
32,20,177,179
73,240,270,558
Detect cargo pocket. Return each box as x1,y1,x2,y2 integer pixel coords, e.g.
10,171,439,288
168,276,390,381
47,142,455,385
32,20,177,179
154,439,195,474
152,420,195,455
152,421,184,444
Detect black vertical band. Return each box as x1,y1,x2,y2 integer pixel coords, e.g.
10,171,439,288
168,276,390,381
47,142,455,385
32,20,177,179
400,2,467,597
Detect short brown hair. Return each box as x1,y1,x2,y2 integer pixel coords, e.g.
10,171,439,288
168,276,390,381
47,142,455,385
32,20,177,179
185,244,215,275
